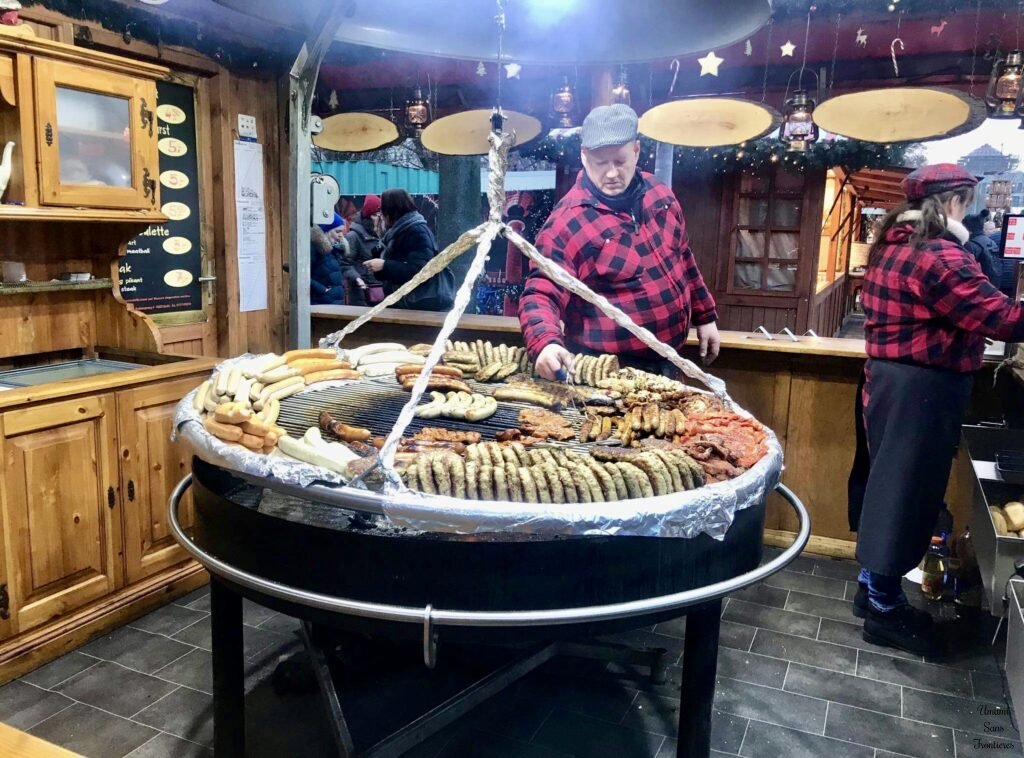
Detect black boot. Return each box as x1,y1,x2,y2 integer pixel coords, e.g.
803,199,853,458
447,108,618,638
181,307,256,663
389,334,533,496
853,584,868,619
863,604,941,656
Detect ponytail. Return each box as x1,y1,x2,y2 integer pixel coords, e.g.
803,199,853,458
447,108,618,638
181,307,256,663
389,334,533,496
868,186,976,266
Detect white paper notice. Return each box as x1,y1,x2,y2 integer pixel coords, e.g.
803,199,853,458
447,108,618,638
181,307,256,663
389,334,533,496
233,140,267,312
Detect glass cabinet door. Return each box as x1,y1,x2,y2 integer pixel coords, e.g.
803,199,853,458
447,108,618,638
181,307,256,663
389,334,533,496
34,59,159,210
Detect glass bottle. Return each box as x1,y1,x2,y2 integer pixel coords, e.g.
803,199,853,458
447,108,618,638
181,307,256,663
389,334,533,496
954,528,984,614
921,536,947,601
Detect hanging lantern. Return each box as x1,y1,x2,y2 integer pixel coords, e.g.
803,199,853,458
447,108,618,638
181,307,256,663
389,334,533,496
404,86,431,134
985,50,1023,119
550,76,578,128
610,67,631,106
780,90,819,152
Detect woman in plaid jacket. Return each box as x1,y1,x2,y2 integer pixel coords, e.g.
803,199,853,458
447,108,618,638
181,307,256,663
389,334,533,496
848,164,1024,656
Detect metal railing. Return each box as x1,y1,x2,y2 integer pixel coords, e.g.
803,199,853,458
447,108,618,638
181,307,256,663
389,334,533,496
169,474,809,631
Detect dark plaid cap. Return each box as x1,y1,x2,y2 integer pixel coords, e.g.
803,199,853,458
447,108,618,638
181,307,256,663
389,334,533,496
901,163,978,201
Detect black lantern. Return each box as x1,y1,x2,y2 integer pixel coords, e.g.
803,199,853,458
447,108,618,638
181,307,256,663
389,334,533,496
550,76,578,128
610,67,631,107
780,90,819,152
404,86,430,134
986,50,1023,119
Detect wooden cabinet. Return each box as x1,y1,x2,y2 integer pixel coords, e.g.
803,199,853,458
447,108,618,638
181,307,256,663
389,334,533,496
0,32,167,220
117,378,197,584
33,59,159,210
0,395,123,635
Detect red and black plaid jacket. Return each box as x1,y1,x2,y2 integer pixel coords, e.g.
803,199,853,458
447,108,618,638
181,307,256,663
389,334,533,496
863,223,1024,373
518,171,717,360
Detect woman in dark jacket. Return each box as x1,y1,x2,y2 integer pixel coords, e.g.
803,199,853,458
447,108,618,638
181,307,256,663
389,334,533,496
365,188,449,310
309,225,348,305
342,194,385,306
847,165,1024,656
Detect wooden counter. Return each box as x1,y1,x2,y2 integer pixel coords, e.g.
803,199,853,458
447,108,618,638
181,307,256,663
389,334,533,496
312,305,868,359
0,354,215,684
313,306,994,560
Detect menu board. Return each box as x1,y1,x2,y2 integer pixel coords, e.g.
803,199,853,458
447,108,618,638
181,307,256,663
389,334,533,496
1002,215,1023,260
120,81,202,314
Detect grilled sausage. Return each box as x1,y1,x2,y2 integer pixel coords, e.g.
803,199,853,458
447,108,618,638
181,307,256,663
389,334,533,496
204,417,243,442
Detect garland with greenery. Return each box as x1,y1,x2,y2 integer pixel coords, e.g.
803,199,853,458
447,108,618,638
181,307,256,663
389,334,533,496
21,0,292,71
517,131,910,175
771,0,1022,18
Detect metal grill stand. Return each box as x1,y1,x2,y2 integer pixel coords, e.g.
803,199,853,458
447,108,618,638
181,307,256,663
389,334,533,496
170,474,810,758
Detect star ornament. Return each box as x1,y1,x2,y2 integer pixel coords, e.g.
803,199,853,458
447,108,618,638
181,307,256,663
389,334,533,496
698,51,724,77
780,41,796,57
504,62,522,79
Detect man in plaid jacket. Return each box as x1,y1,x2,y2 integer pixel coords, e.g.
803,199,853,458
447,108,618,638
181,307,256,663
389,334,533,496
518,104,720,381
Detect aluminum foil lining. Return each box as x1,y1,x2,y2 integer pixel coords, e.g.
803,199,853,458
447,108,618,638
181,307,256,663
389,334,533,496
175,354,784,541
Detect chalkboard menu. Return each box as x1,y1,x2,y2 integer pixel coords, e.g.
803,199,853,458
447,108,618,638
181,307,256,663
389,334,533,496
120,81,202,315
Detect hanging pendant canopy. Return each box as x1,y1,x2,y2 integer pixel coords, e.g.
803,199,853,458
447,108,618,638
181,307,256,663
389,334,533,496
313,112,401,152
420,109,541,156
639,98,781,148
214,0,771,64
813,87,987,143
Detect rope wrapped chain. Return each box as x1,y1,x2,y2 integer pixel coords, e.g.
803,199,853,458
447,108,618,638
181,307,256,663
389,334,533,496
320,129,729,491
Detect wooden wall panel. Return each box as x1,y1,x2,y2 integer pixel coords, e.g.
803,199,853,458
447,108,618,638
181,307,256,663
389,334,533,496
0,292,94,358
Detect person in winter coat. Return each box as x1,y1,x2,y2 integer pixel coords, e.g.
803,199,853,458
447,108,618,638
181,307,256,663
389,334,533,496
342,194,385,306
846,164,1024,657
963,210,1001,285
309,224,348,305
364,188,444,310
518,104,720,381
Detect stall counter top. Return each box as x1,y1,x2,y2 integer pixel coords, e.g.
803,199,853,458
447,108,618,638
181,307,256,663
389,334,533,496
0,355,218,411
312,305,868,360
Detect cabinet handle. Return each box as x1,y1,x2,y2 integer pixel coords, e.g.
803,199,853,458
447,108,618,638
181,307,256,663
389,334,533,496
44,122,53,147
127,480,135,502
140,98,153,138
142,168,157,206
107,486,116,509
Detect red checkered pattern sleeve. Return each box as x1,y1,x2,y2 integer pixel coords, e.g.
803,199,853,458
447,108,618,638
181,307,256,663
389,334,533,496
518,221,576,358
926,252,1024,342
674,204,717,326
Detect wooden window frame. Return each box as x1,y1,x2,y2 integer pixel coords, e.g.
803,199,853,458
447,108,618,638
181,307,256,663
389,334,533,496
725,169,807,297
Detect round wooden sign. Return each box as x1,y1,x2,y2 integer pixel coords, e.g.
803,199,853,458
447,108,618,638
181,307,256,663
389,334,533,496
639,98,781,148
421,110,543,156
813,88,986,143
313,113,401,153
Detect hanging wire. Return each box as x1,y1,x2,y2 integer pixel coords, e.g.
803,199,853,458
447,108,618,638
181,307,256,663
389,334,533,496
760,17,775,102
495,0,506,113
1016,0,1023,49
969,0,982,96
829,13,841,93
796,8,813,90
890,11,904,78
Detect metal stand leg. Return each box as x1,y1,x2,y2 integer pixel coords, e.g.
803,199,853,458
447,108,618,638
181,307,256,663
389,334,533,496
677,600,722,758
300,622,356,757
210,580,245,758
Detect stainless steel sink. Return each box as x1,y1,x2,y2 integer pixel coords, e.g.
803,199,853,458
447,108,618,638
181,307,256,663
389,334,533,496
0,359,143,388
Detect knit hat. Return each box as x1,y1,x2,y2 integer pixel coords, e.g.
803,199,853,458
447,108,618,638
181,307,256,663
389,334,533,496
318,212,344,232
581,104,639,150
362,194,381,217
901,164,978,202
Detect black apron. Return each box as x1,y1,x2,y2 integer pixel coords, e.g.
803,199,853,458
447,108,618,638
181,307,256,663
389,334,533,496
853,359,972,576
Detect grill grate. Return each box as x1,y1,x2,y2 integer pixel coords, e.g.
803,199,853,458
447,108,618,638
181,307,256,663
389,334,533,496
276,377,592,451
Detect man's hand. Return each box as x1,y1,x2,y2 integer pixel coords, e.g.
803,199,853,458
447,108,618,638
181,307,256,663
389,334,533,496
535,343,575,381
696,322,721,365
364,258,384,273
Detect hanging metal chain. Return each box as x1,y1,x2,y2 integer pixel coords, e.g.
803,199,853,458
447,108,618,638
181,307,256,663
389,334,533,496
796,9,813,89
969,0,982,96
829,13,842,93
760,17,774,102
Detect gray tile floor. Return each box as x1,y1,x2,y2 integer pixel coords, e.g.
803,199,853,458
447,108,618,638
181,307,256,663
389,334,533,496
0,547,1019,758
